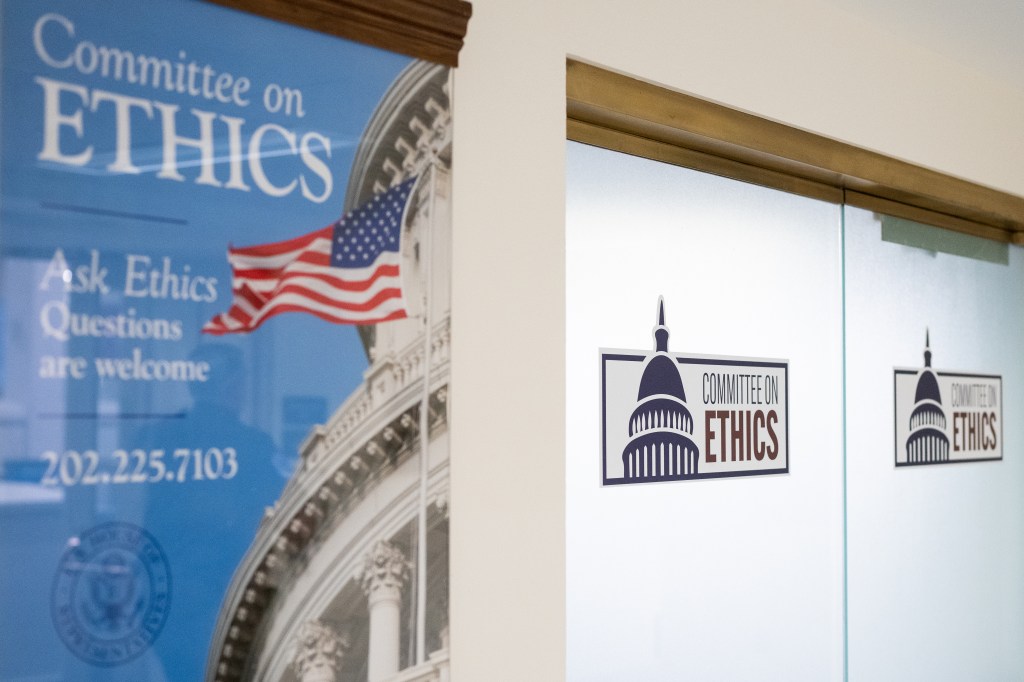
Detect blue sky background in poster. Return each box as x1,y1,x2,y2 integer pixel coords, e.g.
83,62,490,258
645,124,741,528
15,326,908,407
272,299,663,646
0,1,412,679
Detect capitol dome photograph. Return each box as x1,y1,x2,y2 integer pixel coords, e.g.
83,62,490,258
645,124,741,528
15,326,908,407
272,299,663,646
207,61,453,682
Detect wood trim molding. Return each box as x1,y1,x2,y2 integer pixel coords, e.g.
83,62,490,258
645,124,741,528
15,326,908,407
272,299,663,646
567,119,843,205
208,0,472,67
567,59,1024,243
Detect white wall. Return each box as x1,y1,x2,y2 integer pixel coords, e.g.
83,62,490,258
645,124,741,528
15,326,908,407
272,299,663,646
450,1,1024,680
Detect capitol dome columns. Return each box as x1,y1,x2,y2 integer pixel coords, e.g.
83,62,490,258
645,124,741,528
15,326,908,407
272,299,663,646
361,540,411,682
289,621,348,682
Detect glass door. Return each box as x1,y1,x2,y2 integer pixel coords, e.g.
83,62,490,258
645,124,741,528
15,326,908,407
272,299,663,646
843,207,1024,679
566,141,845,680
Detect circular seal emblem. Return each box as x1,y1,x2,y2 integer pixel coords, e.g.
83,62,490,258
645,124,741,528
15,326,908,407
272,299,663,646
51,522,171,666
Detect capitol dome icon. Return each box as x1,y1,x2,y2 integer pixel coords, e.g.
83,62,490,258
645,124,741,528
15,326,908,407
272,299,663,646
621,298,700,481
906,330,950,463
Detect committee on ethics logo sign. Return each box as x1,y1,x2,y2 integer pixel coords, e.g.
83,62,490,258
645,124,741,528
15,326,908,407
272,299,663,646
894,331,1003,466
600,298,789,485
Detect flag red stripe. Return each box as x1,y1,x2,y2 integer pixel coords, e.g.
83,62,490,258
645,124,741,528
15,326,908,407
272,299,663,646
205,283,404,334
261,283,403,313
228,226,332,258
225,304,253,326
202,313,238,334
237,284,267,308
230,250,332,278
233,264,401,294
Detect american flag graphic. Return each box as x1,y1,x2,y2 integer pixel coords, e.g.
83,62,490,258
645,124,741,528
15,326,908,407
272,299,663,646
203,177,417,334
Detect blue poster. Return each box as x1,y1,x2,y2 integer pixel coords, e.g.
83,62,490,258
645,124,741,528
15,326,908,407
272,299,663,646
1,2,453,680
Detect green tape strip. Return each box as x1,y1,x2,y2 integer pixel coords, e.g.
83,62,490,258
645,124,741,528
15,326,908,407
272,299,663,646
881,215,1008,265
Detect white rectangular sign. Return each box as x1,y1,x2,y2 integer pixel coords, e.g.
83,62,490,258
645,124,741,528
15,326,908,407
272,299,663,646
894,368,1002,465
601,350,789,484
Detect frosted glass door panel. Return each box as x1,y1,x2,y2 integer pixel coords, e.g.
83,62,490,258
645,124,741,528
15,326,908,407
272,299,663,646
566,142,844,680
844,207,1024,679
